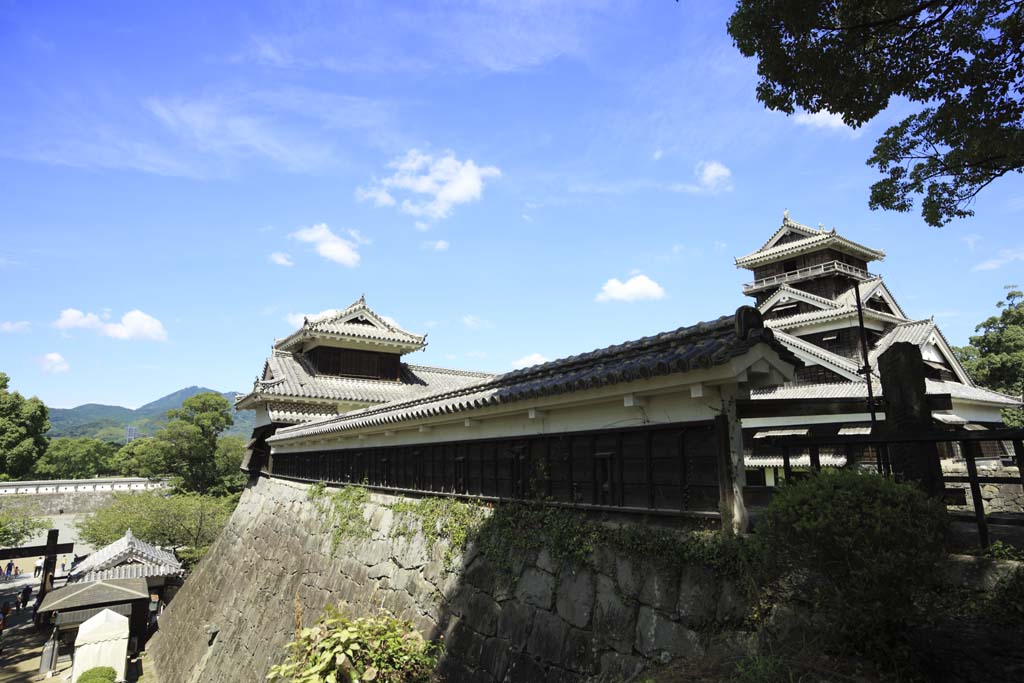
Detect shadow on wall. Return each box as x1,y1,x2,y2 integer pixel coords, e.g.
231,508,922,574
148,476,756,683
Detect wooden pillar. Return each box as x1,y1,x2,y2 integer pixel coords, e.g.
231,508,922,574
717,386,749,534
877,342,945,497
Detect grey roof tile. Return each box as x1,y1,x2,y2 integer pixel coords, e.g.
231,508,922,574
38,578,150,613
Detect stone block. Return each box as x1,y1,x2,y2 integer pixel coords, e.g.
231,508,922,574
367,561,396,581
639,566,679,611
615,556,641,599
561,625,597,675
675,565,719,627
516,567,555,609
593,574,635,655
597,652,645,682
556,568,595,629
464,555,499,593
479,636,512,680
445,617,485,662
705,630,758,663
635,606,703,659
715,579,749,626
505,652,546,683
463,590,501,636
527,611,568,664
497,601,536,648
545,666,583,683
536,547,558,574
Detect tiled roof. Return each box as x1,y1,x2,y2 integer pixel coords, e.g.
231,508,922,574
270,310,801,442
771,330,863,379
239,352,494,408
266,403,344,425
868,319,937,367
754,216,823,252
735,230,886,268
78,563,184,583
274,296,426,352
758,284,842,313
38,578,150,613
765,305,905,331
750,379,1021,406
835,278,908,318
71,529,182,582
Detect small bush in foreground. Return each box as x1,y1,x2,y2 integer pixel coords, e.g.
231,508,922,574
78,667,117,683
267,607,440,683
756,469,948,659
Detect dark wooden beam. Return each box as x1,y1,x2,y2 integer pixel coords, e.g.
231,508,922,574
737,394,952,419
0,543,74,561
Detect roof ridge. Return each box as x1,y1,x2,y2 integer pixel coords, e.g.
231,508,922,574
405,364,496,378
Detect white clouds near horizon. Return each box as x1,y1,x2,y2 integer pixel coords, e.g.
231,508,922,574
40,352,70,374
512,352,551,369
357,149,500,225
291,223,361,267
595,274,666,302
53,308,167,341
269,252,294,266
1,321,30,333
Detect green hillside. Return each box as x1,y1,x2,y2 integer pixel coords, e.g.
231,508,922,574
48,386,254,442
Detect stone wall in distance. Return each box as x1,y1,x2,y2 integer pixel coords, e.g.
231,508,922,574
149,476,755,683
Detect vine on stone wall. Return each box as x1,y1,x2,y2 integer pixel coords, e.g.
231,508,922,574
307,481,372,550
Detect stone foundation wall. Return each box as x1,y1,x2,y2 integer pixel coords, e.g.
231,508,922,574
149,476,755,683
11,490,121,515
945,464,1024,514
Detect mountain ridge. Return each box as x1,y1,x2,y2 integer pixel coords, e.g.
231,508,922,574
48,385,254,441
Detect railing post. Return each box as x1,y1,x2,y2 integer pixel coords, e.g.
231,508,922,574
809,445,821,472
962,440,990,549
782,446,793,480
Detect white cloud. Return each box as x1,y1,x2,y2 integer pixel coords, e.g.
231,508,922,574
347,228,372,245
40,352,70,374
423,239,450,252
652,148,664,161
291,223,361,267
461,314,492,329
1,321,30,333
357,149,500,225
466,350,488,359
269,252,294,266
53,308,167,341
414,221,430,232
512,352,550,369
792,110,861,137
973,248,1024,271
669,160,733,194
285,309,336,327
961,234,981,251
595,275,667,303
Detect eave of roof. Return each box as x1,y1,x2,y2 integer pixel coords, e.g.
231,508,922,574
273,296,427,352
758,284,842,314
765,305,905,331
269,310,802,443
735,231,886,268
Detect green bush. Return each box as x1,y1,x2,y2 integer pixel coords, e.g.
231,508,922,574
756,469,948,657
78,667,117,683
267,607,441,683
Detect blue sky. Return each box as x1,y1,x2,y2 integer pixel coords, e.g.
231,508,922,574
1,1,1021,409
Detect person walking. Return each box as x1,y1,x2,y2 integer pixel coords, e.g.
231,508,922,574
17,586,32,614
3,560,12,580
33,557,43,578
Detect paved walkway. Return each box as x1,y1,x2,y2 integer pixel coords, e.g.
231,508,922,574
0,574,70,682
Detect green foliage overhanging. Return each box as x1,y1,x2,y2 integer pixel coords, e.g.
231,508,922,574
0,372,49,480
0,499,49,548
955,286,1024,427
728,1,1024,227
33,437,118,480
267,607,441,683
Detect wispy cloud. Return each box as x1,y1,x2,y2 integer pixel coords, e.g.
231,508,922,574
973,248,1024,271
291,224,361,267
1,321,30,333
269,252,294,267
40,352,70,374
669,160,733,194
53,308,168,341
423,239,450,252
595,274,666,302
462,314,492,329
357,149,500,226
792,110,861,137
285,309,337,328
961,234,981,251
512,352,550,369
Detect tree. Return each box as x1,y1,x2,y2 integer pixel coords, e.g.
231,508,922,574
33,437,118,480
212,436,248,495
0,372,49,479
0,499,49,548
76,491,235,568
159,392,234,493
728,1,1024,227
956,286,1024,426
111,437,173,478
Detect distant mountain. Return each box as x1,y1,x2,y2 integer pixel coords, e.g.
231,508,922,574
48,386,254,442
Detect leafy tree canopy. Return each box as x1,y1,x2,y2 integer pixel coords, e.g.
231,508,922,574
111,437,173,479
212,435,247,495
728,1,1024,226
0,499,49,548
955,286,1024,426
76,491,235,568
158,392,234,493
33,437,118,480
0,372,49,479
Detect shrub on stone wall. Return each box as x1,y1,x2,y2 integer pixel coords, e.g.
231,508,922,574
756,469,948,659
77,667,116,683
267,607,441,683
